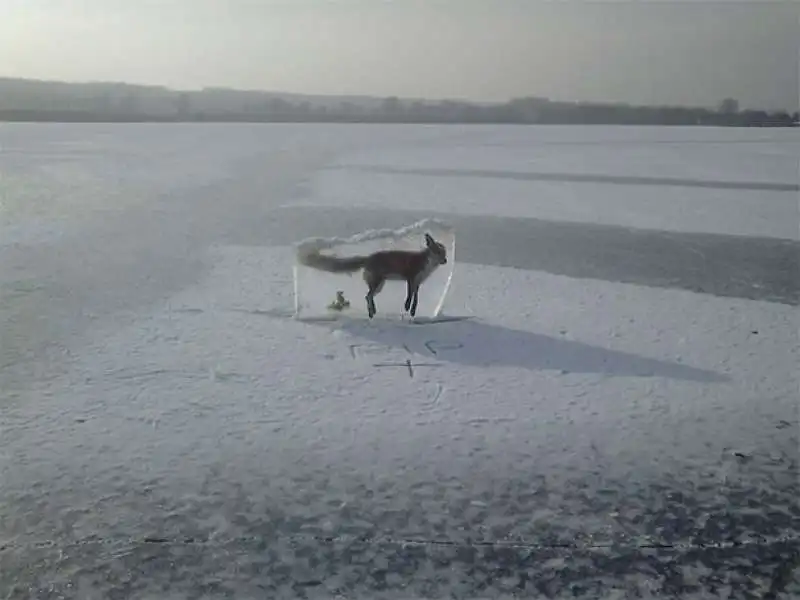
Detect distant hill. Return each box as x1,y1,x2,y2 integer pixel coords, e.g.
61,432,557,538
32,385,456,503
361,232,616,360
0,77,795,127
0,76,388,114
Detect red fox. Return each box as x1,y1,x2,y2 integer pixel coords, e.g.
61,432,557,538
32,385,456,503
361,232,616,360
297,233,448,318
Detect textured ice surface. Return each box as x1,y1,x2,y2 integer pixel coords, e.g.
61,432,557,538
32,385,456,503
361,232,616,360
2,245,797,598
1,124,798,598
309,126,800,240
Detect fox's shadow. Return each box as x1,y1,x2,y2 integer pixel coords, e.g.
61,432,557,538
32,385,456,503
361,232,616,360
316,315,729,383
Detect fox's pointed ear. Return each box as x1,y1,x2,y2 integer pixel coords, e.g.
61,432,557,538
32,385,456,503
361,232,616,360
424,233,434,245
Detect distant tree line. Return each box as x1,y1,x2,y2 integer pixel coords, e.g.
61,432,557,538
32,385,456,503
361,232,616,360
0,78,796,127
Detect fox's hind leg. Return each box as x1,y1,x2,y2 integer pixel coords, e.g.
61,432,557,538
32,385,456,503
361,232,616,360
364,270,385,319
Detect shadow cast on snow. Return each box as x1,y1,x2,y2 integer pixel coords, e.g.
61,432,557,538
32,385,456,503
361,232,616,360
305,314,729,383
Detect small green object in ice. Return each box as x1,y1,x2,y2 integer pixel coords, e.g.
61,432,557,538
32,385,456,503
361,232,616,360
327,290,351,311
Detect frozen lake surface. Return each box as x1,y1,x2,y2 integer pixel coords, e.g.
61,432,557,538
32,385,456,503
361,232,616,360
1,124,798,598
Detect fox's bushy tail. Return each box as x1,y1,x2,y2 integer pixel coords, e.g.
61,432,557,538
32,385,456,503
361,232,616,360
297,247,368,273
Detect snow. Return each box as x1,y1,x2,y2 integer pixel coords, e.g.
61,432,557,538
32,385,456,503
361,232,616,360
5,245,793,486
1,123,798,598
309,126,800,240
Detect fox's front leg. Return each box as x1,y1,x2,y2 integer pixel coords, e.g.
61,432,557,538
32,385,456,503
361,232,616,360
404,279,415,313
410,287,420,316
407,280,420,317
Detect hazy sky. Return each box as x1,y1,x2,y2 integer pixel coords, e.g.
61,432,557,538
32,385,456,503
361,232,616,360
1,0,797,111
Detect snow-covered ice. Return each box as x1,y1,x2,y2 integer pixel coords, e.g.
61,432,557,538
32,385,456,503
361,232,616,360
311,125,799,240
1,124,798,599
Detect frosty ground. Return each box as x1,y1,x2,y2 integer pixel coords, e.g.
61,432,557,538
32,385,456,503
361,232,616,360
1,124,798,598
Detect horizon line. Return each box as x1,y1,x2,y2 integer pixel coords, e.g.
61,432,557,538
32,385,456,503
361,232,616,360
2,74,794,114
